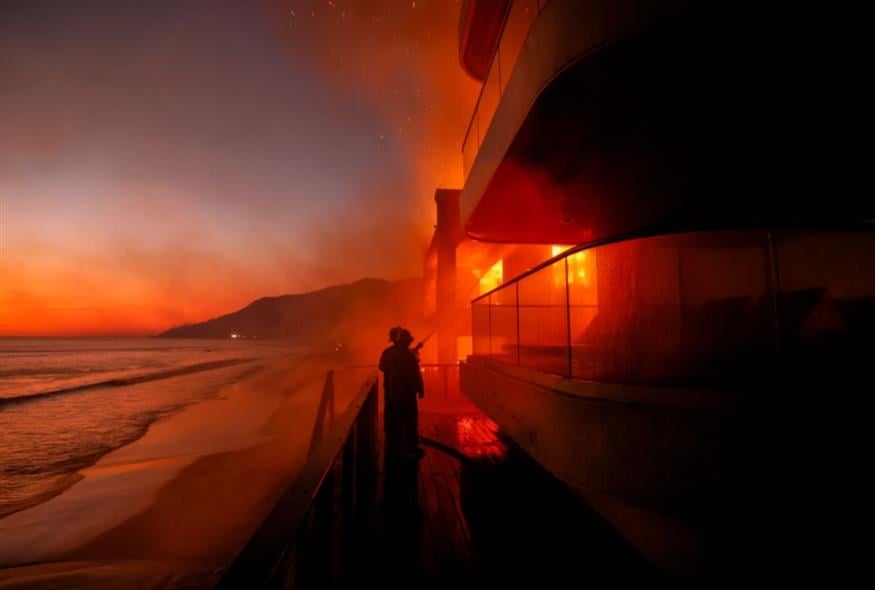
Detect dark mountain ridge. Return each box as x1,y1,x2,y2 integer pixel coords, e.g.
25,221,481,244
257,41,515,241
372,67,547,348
159,278,423,350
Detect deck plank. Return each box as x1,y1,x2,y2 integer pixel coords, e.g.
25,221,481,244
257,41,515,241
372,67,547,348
339,406,666,589
430,443,475,555
430,452,476,574
430,454,472,570
420,440,454,571
419,416,477,581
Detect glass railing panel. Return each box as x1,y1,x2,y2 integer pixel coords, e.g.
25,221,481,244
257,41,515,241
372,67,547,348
567,247,600,379
462,107,479,178
477,51,503,146
498,0,538,93
774,230,875,385
569,231,777,387
672,231,777,387
567,239,635,384
462,0,547,180
518,258,569,375
490,281,519,364
472,295,491,357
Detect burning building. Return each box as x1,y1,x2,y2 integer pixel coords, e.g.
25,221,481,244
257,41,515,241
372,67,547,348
222,2,873,585
423,0,874,578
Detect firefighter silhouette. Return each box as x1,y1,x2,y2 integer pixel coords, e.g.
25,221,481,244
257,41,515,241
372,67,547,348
379,327,425,463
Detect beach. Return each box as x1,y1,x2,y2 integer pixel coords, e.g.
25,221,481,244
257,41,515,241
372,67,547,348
0,352,367,589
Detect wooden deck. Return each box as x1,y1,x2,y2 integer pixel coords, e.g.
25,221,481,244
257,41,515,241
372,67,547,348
341,409,667,589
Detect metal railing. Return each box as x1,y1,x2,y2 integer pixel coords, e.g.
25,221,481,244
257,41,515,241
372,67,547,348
217,371,378,589
472,243,581,378
339,363,466,410
462,0,553,179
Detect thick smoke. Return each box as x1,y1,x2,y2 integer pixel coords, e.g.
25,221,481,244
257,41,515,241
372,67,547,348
264,0,480,270
0,0,479,336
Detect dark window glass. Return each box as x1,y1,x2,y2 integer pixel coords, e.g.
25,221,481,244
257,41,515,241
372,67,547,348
518,259,569,375
775,230,875,385
490,283,519,364
472,297,490,357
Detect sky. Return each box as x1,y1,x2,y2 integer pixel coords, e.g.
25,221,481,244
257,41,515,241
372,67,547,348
0,0,479,336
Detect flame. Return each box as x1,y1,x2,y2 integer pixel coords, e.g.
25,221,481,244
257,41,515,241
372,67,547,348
551,245,570,257
551,244,593,288
552,245,570,287
567,251,589,285
478,258,503,295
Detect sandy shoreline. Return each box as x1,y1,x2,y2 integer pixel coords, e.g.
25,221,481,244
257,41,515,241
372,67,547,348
0,360,269,523
0,353,356,589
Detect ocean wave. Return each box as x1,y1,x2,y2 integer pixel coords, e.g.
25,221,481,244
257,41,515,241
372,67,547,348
0,358,261,408
0,361,270,520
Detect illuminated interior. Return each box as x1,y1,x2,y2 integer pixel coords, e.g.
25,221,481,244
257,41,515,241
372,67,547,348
551,245,571,287
479,259,504,295
457,335,473,361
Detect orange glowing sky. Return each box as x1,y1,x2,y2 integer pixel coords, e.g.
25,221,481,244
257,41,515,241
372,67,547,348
0,0,479,336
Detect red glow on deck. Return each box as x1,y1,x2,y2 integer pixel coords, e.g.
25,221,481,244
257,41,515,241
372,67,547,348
455,415,506,460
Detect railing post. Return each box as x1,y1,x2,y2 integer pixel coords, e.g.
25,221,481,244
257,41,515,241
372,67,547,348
308,370,335,459
355,383,377,517
340,431,356,581
313,470,335,589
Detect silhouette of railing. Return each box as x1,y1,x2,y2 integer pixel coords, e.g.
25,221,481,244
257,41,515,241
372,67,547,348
307,369,338,459
217,371,378,589
343,362,466,410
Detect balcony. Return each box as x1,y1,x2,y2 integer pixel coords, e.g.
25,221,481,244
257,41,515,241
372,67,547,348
469,228,875,390
461,0,550,180
219,365,665,587
457,0,696,242
458,1,874,245
461,228,874,574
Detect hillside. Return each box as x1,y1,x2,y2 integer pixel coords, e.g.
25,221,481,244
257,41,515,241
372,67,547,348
159,278,423,352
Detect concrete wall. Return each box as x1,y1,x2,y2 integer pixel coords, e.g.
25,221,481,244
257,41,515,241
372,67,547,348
460,356,784,577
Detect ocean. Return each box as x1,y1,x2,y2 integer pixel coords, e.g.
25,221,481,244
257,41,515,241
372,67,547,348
0,337,299,519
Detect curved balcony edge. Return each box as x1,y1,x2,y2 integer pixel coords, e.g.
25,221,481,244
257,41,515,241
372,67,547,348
459,0,691,226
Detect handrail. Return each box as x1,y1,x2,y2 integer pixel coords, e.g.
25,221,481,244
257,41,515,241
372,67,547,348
342,363,462,407
217,372,378,589
341,363,459,369
306,369,336,458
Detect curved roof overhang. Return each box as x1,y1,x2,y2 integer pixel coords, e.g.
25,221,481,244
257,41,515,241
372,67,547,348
461,0,874,244
458,0,510,81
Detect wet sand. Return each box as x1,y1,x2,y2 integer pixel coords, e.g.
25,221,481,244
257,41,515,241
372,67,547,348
0,354,358,589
